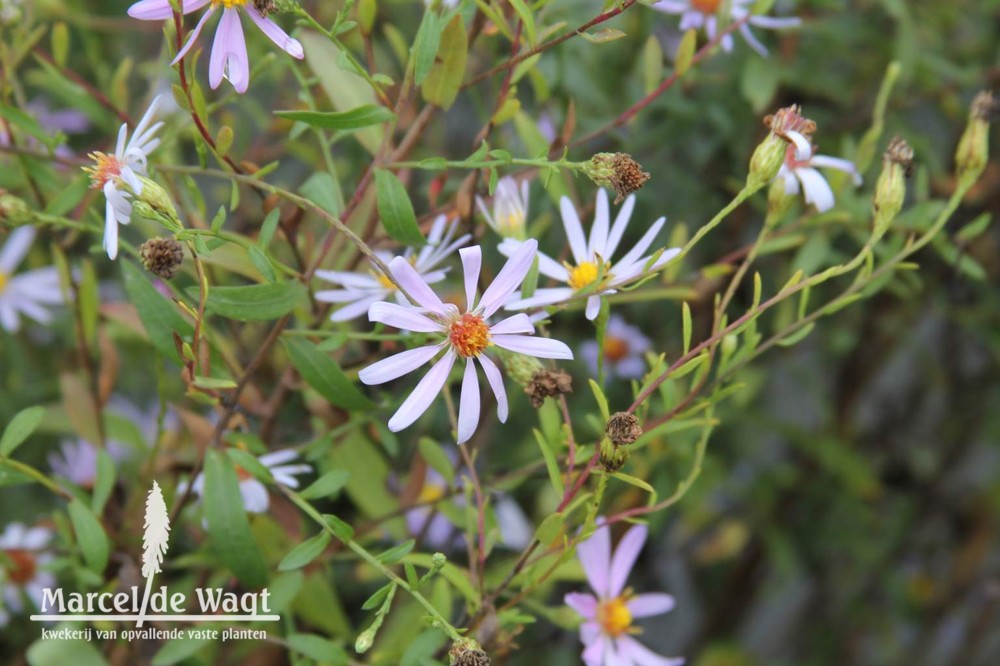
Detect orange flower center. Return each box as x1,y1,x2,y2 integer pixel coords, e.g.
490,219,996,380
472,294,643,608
4,549,38,585
691,0,721,14
597,597,633,637
602,335,630,362
84,152,123,189
449,313,491,358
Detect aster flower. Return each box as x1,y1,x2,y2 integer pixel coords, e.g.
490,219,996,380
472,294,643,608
358,240,573,444
48,439,130,489
127,0,305,94
476,176,530,239
315,215,470,322
776,144,862,213
565,522,684,666
500,189,681,320
652,0,800,57
0,99,89,159
182,449,311,513
580,315,651,380
0,227,65,333
0,523,56,628
84,96,164,260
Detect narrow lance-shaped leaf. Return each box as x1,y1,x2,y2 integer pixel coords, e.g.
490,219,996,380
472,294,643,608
374,168,425,246
422,14,468,110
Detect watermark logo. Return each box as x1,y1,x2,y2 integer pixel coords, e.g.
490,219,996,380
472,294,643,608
30,481,278,639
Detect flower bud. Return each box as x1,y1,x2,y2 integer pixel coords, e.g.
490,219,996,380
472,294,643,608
0,191,32,226
748,105,816,190
431,552,447,571
494,348,544,387
524,369,573,408
354,628,376,654
137,176,182,231
873,136,913,237
954,90,995,185
599,437,630,473
449,638,491,666
606,411,642,446
580,153,650,204
140,238,186,280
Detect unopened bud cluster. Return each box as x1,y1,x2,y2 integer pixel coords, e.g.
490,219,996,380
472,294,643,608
581,153,651,204
600,412,642,472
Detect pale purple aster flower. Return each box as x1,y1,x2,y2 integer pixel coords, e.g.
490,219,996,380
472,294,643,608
499,189,681,321
48,439,128,488
315,215,470,322
0,227,65,333
182,449,311,513
359,240,573,444
652,0,800,57
84,96,164,260
565,522,684,666
580,315,651,380
0,99,89,158
0,523,56,628
776,144,862,213
127,0,305,94
476,176,530,240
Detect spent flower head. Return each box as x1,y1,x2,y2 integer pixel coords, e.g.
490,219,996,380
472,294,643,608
500,189,680,320
581,153,651,205
565,522,683,666
358,241,573,444
128,0,305,94
873,136,913,236
84,96,164,260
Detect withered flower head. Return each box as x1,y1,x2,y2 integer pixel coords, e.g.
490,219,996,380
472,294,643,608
884,136,915,175
524,369,573,408
582,153,651,204
140,238,185,280
749,104,817,189
971,90,997,121
606,411,642,447
955,90,994,183
449,639,491,666
873,137,914,237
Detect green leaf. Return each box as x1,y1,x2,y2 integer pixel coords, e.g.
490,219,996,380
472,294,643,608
411,9,442,85
247,246,277,283
508,0,537,46
535,513,564,544
675,28,697,76
193,281,306,321
91,451,115,515
122,261,193,364
421,14,468,110
642,35,664,94
324,513,355,542
377,540,414,565
287,634,349,663
258,208,282,248
226,448,274,483
275,105,395,130
418,438,455,485
588,379,610,422
299,469,351,500
68,499,109,574
681,302,692,355
374,168,425,246
283,337,373,411
151,637,212,666
27,638,108,666
278,531,332,571
203,450,268,587
1,406,46,457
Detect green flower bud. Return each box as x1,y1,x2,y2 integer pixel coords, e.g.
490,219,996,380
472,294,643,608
580,153,650,204
493,347,544,387
873,136,913,238
137,176,182,231
599,437,630,473
354,627,376,654
0,192,32,227
955,90,995,185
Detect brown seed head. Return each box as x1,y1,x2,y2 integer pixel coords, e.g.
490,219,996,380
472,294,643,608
583,153,651,204
524,369,573,408
449,639,491,666
140,238,185,280
606,412,642,446
884,136,914,175
970,90,997,121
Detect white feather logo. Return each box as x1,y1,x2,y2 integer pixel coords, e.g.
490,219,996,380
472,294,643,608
137,481,171,627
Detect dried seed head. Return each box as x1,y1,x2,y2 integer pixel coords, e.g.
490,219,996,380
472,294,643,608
449,638,491,666
750,105,817,189
582,153,651,204
970,90,997,121
884,136,915,176
253,0,277,17
140,238,185,280
606,412,642,446
524,369,573,408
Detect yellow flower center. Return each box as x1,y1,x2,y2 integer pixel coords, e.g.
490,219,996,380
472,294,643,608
597,597,633,637
691,0,721,14
567,261,610,290
84,152,123,189
449,313,491,358
501,212,524,234
212,0,249,8
602,335,630,362
4,549,38,585
376,272,396,290
0,272,8,294
418,482,445,503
